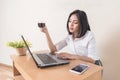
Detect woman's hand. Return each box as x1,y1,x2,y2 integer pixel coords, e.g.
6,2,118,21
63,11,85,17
57,52,79,60
40,27,48,33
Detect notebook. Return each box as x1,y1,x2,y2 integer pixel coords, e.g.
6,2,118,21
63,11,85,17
21,35,69,68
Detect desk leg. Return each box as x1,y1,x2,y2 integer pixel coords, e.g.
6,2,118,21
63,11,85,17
13,61,25,80
13,61,20,76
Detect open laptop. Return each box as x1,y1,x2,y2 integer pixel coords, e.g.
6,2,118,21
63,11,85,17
21,35,69,68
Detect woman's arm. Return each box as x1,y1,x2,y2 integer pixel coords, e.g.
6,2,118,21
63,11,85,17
57,52,95,63
73,55,95,63
40,27,57,53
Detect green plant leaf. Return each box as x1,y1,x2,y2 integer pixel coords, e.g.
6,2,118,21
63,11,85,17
7,40,31,48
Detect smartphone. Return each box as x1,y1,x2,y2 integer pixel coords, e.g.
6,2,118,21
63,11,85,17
38,23,45,28
69,64,89,74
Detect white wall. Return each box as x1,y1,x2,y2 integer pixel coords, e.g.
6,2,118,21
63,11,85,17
0,0,120,80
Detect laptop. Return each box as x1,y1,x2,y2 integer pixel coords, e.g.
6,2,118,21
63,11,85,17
21,35,69,68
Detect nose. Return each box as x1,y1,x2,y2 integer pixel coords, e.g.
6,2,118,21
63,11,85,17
69,22,74,27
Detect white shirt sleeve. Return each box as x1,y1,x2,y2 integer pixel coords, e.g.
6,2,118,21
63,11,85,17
87,33,99,60
55,38,67,51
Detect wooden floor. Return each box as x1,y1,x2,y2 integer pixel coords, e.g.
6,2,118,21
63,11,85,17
0,63,13,80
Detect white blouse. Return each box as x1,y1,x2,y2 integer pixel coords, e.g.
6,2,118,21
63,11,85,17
55,31,99,60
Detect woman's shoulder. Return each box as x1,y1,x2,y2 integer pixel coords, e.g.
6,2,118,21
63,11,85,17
85,30,95,40
64,34,72,38
80,31,95,40
85,30,94,37
63,35,72,41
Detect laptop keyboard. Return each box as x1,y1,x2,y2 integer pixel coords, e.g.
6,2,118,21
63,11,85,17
37,54,57,64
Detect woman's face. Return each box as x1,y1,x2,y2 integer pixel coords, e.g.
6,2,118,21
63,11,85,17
68,14,80,34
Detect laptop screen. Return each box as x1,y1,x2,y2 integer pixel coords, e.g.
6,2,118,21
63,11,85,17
21,35,40,65
21,35,33,55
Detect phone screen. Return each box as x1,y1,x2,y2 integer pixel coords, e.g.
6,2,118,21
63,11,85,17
70,64,89,74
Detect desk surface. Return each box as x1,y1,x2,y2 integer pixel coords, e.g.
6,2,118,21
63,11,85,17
11,52,103,80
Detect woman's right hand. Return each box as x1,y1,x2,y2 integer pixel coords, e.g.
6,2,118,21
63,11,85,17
40,27,48,33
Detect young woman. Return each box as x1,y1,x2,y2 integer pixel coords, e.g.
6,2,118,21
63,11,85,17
39,10,102,65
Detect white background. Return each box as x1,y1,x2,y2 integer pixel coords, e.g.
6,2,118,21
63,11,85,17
0,0,120,80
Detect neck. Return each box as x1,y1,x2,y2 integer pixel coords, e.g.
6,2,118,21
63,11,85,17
73,33,78,39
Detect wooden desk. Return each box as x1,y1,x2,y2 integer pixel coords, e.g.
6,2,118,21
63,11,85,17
11,54,103,80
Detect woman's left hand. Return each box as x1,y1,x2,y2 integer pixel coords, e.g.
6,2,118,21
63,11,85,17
57,52,78,60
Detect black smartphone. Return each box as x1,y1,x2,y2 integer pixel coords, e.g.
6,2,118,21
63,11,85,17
38,23,45,28
69,64,89,74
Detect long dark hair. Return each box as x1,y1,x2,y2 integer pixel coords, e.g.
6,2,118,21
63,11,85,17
67,10,91,38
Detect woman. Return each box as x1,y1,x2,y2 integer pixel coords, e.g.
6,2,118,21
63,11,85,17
39,10,102,66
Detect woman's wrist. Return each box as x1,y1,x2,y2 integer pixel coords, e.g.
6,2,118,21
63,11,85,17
72,55,95,63
71,55,80,60
45,31,50,37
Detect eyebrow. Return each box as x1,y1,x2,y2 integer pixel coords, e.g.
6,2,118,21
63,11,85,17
69,19,78,21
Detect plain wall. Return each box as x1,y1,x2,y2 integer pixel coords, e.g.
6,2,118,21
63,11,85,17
0,0,120,80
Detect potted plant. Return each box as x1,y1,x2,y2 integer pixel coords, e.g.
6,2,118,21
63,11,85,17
7,40,31,56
